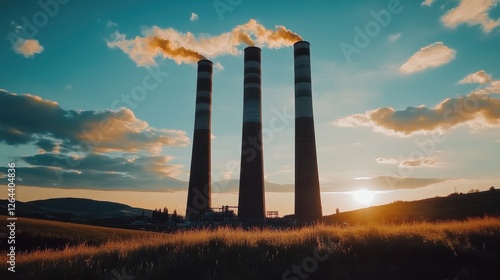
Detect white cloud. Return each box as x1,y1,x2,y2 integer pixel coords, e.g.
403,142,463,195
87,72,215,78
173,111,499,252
399,42,456,74
422,0,435,7
213,62,224,71
388,33,402,42
375,158,400,164
400,157,440,167
190,12,199,22
441,0,500,33
459,70,493,85
334,72,500,136
13,39,44,58
376,157,441,167
486,80,500,94
459,71,500,95
106,20,118,29
334,92,500,137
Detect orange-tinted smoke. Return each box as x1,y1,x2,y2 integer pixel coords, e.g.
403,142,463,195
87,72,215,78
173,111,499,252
108,19,303,65
238,19,302,47
271,26,302,43
235,31,255,46
148,37,206,63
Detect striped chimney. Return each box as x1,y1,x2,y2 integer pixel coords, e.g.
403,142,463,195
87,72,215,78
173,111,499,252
238,46,265,221
186,59,213,221
294,41,322,223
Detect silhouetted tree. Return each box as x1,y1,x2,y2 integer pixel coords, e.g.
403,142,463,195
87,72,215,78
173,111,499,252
152,208,159,220
172,210,178,224
336,208,340,215
490,186,495,191
162,207,169,223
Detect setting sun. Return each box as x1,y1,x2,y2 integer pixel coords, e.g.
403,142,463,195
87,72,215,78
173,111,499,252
352,189,375,205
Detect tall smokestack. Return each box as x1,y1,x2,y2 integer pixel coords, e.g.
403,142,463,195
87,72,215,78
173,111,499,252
186,59,213,221
294,41,322,223
238,46,265,221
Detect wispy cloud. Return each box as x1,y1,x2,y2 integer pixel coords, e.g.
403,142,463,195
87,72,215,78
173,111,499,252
106,19,118,29
376,157,441,167
213,62,224,71
190,12,199,22
0,153,186,191
459,70,500,95
388,33,401,42
399,42,456,74
375,158,400,164
459,70,493,85
421,0,435,7
342,176,448,191
441,0,500,33
400,157,440,167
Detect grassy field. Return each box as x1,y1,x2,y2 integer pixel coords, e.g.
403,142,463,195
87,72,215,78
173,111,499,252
0,215,150,252
1,216,500,279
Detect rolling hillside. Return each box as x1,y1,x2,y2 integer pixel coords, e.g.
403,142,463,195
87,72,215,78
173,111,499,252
0,197,152,221
0,215,151,251
324,189,500,224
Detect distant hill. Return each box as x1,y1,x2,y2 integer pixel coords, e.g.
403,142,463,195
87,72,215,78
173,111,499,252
324,189,500,224
29,197,146,217
0,197,152,221
2,189,499,226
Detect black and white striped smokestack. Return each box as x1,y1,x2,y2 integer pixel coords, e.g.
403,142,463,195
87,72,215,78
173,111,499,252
238,46,265,221
186,59,213,221
294,41,322,223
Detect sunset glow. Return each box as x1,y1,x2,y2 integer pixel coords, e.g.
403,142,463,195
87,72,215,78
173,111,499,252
1,0,499,216
352,189,375,205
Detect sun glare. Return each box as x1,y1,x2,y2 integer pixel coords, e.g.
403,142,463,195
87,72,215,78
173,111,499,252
352,189,374,205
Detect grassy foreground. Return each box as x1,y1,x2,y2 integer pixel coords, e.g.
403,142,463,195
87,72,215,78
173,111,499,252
2,217,500,279
0,215,149,252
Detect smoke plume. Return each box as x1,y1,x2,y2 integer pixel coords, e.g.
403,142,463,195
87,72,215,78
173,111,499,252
148,37,206,63
107,19,302,66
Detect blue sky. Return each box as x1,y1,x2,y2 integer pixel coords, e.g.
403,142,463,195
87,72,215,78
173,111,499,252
1,0,499,215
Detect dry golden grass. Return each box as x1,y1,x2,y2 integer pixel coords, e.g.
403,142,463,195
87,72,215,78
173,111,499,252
0,215,146,244
1,217,499,279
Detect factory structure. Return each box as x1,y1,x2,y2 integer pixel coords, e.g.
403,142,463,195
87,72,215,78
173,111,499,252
185,41,322,224
185,59,213,221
